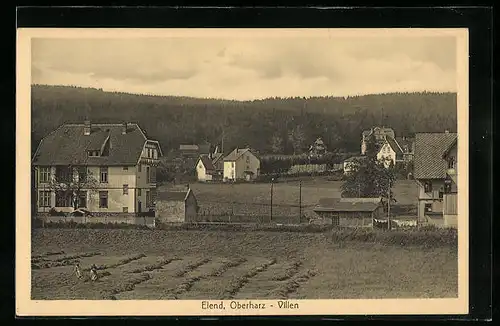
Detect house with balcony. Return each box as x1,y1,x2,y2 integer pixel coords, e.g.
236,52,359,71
413,132,458,228
32,121,162,216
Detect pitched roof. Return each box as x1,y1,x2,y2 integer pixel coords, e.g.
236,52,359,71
212,153,224,164
157,190,190,201
224,148,250,161
385,136,403,157
314,197,382,213
395,137,414,153
32,123,157,166
414,132,457,179
442,138,457,158
199,155,215,171
198,144,212,155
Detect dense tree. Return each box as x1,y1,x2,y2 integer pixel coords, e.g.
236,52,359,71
341,134,397,204
30,85,457,157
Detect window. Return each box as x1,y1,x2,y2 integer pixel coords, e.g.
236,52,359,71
123,184,129,195
39,167,51,183
138,164,142,172
88,150,100,157
39,191,51,207
439,190,444,199
55,191,72,207
423,181,432,193
55,166,72,182
444,181,452,194
78,166,87,182
153,149,158,159
424,203,432,213
146,191,151,207
99,191,108,208
100,167,108,183
138,188,142,196
231,162,235,167
78,191,87,208
146,166,150,183
448,156,456,169
123,166,128,171
123,207,128,213
246,156,250,163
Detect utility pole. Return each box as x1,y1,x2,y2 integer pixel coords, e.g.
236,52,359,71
299,180,302,223
387,185,391,230
270,178,274,222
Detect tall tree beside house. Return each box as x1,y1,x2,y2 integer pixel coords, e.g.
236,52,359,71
270,133,284,154
341,134,397,205
46,164,100,210
288,124,307,155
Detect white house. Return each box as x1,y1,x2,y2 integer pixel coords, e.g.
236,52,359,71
223,147,260,182
376,136,404,168
195,147,224,182
361,127,395,155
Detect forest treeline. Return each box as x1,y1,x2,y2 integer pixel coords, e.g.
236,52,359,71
31,85,457,156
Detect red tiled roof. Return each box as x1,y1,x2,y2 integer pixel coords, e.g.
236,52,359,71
414,132,457,179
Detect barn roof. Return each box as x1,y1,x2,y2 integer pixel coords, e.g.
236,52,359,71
32,122,160,166
414,132,457,179
157,189,192,202
314,197,382,213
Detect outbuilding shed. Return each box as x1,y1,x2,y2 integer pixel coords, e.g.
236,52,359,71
313,197,384,227
156,188,198,223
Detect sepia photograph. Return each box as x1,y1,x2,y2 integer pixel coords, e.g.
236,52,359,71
17,27,469,316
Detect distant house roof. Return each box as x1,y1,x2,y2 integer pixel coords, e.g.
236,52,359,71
395,137,415,154
224,148,256,161
414,132,458,179
157,189,192,202
362,127,395,139
199,155,215,171
32,122,161,166
314,197,382,213
198,144,212,155
180,144,199,151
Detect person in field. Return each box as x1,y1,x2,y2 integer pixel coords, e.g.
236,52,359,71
89,264,98,281
74,263,82,279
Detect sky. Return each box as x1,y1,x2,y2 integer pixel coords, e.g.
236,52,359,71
31,33,457,100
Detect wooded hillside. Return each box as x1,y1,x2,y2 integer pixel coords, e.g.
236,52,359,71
31,85,457,156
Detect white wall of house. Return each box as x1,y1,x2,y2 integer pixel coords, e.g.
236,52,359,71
196,160,212,182
223,152,260,181
416,179,446,220
377,143,396,167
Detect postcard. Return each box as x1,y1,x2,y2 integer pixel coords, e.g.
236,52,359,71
16,27,469,316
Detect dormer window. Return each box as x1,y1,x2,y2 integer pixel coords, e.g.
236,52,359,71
88,150,100,157
447,156,456,169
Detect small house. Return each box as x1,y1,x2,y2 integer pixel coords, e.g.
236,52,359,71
308,137,327,157
155,188,198,223
223,147,260,182
361,127,395,155
376,136,403,168
195,146,224,182
313,197,384,227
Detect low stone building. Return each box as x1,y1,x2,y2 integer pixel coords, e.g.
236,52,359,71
155,188,198,223
312,197,384,227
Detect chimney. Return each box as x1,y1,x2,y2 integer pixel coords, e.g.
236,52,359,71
84,120,91,135
122,122,128,134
